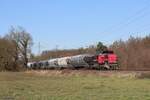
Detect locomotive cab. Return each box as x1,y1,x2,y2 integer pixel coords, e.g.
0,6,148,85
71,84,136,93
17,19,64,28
96,50,118,70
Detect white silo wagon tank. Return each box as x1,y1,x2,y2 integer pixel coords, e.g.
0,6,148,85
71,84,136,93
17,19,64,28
69,54,94,68
43,60,49,69
39,60,49,69
48,58,58,69
27,62,33,69
57,57,72,68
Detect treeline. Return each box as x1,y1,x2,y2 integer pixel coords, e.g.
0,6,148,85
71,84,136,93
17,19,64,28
110,35,150,70
0,26,33,71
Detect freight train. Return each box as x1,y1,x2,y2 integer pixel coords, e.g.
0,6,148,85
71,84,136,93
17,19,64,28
27,50,118,70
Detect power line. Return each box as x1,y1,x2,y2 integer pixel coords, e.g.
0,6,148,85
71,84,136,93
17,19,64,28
115,10,150,32
135,23,150,33
101,0,150,34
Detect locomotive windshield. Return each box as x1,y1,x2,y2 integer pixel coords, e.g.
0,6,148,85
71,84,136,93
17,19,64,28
102,50,114,54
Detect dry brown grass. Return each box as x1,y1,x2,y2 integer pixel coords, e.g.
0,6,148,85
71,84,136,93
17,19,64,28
25,70,150,79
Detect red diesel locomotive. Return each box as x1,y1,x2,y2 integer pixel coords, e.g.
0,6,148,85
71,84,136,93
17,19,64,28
95,50,118,70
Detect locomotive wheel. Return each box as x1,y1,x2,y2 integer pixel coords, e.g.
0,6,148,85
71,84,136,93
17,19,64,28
110,66,114,70
110,65,119,70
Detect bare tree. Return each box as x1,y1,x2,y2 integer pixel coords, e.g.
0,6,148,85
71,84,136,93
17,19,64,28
110,35,150,70
5,26,33,68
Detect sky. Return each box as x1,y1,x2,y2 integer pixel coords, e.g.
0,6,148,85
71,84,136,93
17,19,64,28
0,0,150,54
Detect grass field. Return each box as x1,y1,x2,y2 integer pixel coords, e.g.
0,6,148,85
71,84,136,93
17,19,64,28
0,70,150,100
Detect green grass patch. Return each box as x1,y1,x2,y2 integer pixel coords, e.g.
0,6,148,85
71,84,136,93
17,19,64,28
0,71,150,100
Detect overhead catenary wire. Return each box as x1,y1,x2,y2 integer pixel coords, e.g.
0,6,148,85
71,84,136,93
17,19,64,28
101,0,150,34
135,23,150,33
